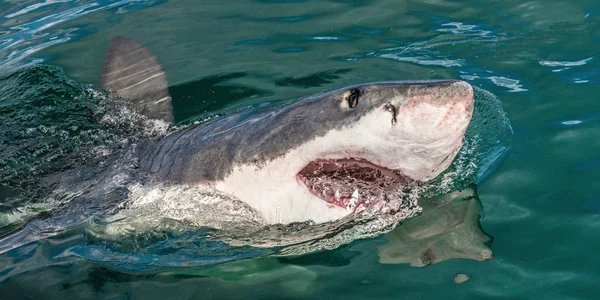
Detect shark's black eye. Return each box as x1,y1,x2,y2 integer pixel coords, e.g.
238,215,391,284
347,89,360,108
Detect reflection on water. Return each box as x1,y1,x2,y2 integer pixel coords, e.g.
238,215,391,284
377,185,492,267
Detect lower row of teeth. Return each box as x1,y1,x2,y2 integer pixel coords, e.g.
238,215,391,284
320,188,378,210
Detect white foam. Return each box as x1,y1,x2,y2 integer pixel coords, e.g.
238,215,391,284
96,183,265,239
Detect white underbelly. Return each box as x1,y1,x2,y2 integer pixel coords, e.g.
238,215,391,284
215,163,350,224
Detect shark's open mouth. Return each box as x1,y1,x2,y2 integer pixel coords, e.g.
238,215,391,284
297,158,410,210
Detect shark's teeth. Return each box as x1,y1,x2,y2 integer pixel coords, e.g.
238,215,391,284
350,197,357,206
346,189,360,211
335,189,340,200
347,197,357,211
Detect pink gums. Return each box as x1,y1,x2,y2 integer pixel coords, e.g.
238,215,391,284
296,158,410,210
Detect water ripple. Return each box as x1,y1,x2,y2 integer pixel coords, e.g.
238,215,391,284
5,0,73,19
437,21,493,36
0,0,164,70
550,112,600,128
488,76,528,92
539,57,594,67
539,56,597,84
377,53,465,67
306,36,350,41
369,21,528,93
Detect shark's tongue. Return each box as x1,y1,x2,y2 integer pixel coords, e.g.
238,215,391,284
297,158,410,209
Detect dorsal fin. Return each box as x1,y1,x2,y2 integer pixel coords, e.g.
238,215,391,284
100,35,174,123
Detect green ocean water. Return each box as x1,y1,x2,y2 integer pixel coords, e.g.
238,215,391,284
0,0,599,299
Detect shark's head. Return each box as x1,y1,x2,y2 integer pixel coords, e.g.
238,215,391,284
215,80,474,224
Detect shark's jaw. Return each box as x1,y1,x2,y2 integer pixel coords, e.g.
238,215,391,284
296,158,409,211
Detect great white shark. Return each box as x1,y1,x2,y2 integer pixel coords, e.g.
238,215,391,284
0,36,474,253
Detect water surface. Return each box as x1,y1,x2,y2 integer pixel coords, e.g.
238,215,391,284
0,0,599,299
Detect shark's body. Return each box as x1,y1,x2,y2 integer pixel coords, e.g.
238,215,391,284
0,36,474,253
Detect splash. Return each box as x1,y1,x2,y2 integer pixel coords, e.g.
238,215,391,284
0,65,170,234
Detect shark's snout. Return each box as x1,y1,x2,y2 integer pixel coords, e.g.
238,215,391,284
393,81,474,142
433,81,474,129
